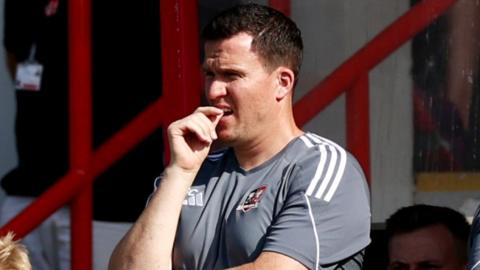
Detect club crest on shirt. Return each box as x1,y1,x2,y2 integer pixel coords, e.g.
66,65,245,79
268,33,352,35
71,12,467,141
236,186,267,213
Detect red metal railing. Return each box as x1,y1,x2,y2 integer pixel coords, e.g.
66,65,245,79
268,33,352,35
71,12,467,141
0,0,200,269
0,0,458,269
293,0,458,181
69,0,93,267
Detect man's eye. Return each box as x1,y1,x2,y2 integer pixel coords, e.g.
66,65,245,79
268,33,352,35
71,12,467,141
224,72,239,79
388,263,408,270
204,71,214,78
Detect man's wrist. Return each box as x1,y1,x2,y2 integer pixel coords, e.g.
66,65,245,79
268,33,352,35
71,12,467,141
162,165,199,185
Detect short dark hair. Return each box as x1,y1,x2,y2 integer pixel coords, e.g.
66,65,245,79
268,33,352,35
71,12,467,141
202,3,303,80
386,204,470,263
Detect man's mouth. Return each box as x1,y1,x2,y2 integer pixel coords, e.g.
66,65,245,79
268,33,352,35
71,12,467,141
222,108,233,116
216,105,233,116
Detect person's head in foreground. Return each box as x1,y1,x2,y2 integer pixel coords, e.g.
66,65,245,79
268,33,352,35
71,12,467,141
0,232,31,270
386,204,470,270
201,3,303,148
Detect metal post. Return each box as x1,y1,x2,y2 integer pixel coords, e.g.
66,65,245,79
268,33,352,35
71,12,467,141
347,74,371,184
160,0,201,163
69,0,93,268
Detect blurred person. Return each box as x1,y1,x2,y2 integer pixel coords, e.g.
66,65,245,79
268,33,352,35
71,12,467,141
468,204,480,270
2,0,164,269
2,0,71,268
386,204,470,270
110,4,371,270
412,0,480,171
0,232,31,270
445,0,480,132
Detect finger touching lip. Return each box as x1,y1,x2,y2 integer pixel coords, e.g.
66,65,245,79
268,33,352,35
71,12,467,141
214,104,233,116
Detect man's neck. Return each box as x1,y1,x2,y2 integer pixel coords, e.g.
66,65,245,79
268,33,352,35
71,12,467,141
233,123,303,171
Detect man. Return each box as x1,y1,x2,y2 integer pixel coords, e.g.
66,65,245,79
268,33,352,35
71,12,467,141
110,4,371,269
2,0,70,268
386,204,470,270
469,205,480,270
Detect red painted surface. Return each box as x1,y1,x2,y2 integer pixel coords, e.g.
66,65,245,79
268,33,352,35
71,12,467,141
347,74,371,183
269,0,291,16
293,0,456,179
0,1,201,269
160,0,201,163
294,0,457,126
68,0,93,268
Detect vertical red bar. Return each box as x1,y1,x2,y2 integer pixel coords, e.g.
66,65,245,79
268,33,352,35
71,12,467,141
160,0,201,163
69,0,93,268
71,183,93,270
269,0,291,16
347,74,371,185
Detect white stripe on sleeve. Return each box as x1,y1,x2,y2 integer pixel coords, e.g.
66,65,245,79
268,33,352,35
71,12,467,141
306,133,348,201
314,145,338,199
306,145,328,196
324,145,347,202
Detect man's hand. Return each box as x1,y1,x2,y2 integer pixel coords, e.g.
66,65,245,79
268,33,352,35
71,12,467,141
167,106,223,173
109,108,223,270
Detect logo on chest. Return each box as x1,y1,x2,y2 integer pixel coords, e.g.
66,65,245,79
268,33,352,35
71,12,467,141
236,186,267,213
183,186,204,207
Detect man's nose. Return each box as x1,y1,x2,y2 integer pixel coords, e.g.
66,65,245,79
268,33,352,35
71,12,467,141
206,80,227,100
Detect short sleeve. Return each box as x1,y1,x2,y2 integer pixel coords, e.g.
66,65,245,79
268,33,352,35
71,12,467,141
262,148,371,269
469,205,480,270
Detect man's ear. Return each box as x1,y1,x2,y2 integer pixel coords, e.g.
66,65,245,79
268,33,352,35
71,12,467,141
275,67,295,101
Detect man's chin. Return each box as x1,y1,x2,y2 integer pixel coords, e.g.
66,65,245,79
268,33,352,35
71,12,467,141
210,136,234,151
217,133,236,144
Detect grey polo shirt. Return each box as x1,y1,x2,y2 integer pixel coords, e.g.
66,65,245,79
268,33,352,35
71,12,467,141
163,132,370,269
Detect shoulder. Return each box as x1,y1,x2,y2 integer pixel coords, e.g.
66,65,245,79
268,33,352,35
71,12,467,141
292,132,353,163
287,133,368,202
264,134,371,265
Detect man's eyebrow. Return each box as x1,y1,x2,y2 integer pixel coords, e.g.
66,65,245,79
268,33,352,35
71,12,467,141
201,63,243,73
388,261,409,270
222,68,244,75
418,260,442,266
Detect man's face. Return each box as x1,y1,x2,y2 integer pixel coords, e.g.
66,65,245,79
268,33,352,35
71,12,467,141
203,33,279,146
388,224,466,270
